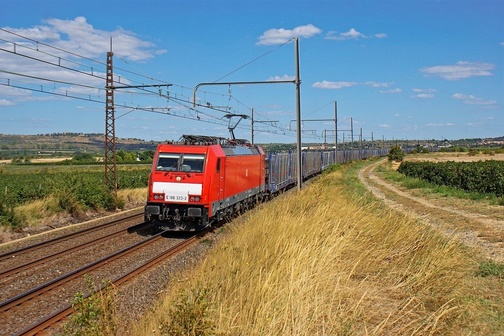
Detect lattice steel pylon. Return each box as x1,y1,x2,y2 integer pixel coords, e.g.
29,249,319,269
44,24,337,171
104,51,118,208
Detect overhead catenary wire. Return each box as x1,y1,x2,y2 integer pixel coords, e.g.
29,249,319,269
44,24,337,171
1,29,161,89
0,28,305,140
0,69,103,91
0,78,302,138
1,28,163,86
212,37,294,83
1,28,281,103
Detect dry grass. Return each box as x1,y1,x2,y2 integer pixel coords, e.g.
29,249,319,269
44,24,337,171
117,188,147,206
14,196,69,226
132,167,503,335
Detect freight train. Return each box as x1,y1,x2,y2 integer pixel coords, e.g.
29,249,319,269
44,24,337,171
144,134,388,231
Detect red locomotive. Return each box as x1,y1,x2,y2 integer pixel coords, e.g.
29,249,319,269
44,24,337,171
144,135,266,231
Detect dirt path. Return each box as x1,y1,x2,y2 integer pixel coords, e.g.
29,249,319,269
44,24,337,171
359,158,504,263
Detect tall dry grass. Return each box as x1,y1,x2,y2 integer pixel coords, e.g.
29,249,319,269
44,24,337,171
133,167,502,335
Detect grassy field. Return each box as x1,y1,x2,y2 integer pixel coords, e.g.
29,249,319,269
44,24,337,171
131,160,504,335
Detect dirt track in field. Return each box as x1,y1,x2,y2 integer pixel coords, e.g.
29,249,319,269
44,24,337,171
359,154,504,263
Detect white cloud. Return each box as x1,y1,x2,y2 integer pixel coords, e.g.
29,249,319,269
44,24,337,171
0,84,32,97
365,81,393,88
257,24,322,46
452,93,496,105
379,124,391,128
411,89,435,99
425,123,456,127
46,17,157,61
1,17,160,61
0,17,159,102
312,80,358,89
0,99,14,106
413,88,436,93
325,28,365,40
267,74,295,81
312,80,397,91
325,28,386,41
414,93,435,98
380,88,402,94
419,61,495,80
338,28,365,40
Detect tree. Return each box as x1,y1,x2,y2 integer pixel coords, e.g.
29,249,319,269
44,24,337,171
388,145,405,162
116,150,137,163
72,153,95,163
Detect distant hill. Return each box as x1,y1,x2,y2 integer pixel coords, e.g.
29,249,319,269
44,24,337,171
0,133,161,159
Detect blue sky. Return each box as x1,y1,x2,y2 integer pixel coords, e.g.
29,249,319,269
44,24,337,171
1,0,503,144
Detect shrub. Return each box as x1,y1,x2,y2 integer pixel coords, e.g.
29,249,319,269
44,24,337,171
388,145,405,162
397,160,504,197
0,198,22,229
56,190,84,217
72,153,96,163
63,275,118,336
160,286,215,336
468,149,479,156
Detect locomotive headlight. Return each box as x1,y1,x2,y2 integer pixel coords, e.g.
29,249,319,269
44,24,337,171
153,193,164,200
189,196,201,202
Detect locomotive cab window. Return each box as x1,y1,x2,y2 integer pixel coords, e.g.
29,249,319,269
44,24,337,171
156,153,180,171
156,153,205,172
182,154,205,172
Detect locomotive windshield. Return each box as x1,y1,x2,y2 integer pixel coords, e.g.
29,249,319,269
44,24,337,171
156,153,205,172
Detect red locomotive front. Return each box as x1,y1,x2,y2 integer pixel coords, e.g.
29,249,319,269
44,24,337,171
144,135,265,231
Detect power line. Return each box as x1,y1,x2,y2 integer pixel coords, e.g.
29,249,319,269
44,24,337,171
0,78,297,138
0,69,103,91
1,29,162,89
0,28,300,140
0,42,106,82
213,37,294,82
1,28,287,118
0,28,104,65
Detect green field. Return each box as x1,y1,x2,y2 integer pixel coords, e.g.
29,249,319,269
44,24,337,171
0,164,150,229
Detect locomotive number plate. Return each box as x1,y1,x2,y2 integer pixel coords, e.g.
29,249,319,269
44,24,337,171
166,195,188,202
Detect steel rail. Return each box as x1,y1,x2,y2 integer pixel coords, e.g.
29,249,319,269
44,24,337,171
14,233,204,336
0,212,143,261
0,230,164,313
0,222,146,278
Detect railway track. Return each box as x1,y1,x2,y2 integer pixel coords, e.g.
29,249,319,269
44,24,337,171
18,234,201,336
0,214,146,279
0,213,150,302
0,212,144,262
0,212,208,335
1,222,205,335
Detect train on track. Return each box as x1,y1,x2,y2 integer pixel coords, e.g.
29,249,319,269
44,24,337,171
144,134,389,231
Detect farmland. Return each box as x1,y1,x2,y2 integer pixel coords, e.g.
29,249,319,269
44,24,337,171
398,157,504,197
0,164,150,240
